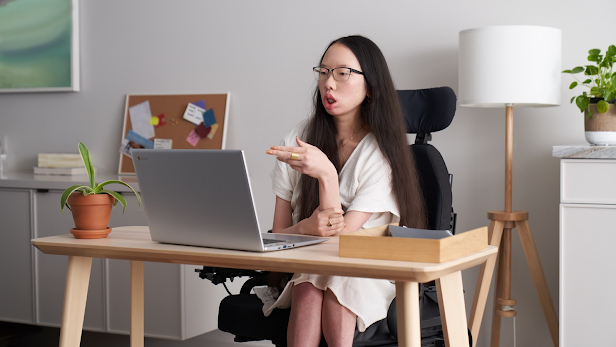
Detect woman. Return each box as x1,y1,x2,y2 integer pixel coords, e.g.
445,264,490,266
263,35,426,347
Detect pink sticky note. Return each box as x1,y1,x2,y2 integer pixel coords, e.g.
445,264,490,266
186,129,200,147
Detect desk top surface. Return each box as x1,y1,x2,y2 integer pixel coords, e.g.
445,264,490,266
32,226,497,283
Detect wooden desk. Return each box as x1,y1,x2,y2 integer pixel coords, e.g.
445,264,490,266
32,226,497,347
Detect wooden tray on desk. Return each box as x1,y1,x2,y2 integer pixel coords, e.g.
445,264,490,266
339,225,488,263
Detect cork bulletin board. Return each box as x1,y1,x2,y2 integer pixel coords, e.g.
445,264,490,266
118,93,230,174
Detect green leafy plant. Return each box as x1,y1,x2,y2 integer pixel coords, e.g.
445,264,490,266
60,142,140,213
563,44,616,118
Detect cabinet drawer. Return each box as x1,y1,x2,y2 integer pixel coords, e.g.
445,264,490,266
561,159,616,204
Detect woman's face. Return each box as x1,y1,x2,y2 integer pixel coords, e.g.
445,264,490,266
319,43,367,119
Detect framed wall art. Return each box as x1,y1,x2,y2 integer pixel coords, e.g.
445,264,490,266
0,0,80,92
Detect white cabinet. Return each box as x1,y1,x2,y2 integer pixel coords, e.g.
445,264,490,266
0,174,228,340
0,188,34,324
559,159,616,347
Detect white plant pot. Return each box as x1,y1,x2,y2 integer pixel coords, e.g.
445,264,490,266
585,131,616,145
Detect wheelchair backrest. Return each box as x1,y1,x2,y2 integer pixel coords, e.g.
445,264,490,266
397,87,456,232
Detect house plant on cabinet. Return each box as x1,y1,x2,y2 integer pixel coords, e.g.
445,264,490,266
563,44,616,145
60,142,140,239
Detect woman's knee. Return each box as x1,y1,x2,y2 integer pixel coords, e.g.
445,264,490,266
292,282,323,303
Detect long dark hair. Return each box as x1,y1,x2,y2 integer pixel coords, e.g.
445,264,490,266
297,35,427,229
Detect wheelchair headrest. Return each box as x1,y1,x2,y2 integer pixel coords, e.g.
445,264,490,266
397,87,456,134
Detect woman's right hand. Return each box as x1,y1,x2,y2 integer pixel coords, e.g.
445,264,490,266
300,207,345,237
266,137,337,182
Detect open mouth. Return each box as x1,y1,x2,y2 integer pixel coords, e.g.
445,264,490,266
325,93,337,105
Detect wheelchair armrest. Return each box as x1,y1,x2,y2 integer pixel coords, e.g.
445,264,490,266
239,275,269,294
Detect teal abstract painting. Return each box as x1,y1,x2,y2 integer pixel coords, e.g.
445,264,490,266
0,0,79,92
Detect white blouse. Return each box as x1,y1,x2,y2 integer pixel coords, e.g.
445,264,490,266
257,124,401,332
271,124,401,226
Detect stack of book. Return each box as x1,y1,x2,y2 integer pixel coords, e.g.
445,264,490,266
34,153,93,176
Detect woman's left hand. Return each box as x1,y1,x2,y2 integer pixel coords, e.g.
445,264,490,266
267,137,335,180
299,207,345,236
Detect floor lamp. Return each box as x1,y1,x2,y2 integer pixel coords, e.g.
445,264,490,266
458,26,561,347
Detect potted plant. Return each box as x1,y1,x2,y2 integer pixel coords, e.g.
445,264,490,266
563,44,616,145
60,142,140,239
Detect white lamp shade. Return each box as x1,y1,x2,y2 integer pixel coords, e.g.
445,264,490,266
458,25,561,108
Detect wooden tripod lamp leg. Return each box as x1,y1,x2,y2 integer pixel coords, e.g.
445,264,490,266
59,256,92,347
516,220,559,346
488,211,558,347
469,220,503,347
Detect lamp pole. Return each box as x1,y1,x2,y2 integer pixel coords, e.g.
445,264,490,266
505,105,513,214
490,105,518,347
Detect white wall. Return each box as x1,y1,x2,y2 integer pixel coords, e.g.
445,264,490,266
0,0,608,345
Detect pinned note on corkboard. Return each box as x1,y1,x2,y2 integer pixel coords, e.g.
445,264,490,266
118,93,230,174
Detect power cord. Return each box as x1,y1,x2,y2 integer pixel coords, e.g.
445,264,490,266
513,316,517,347
500,304,517,347
222,282,231,296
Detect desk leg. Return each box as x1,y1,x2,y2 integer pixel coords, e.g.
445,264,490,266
59,256,92,347
436,271,469,347
395,281,421,347
130,261,144,347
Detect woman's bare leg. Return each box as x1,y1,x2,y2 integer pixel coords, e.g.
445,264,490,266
322,289,356,347
288,282,324,347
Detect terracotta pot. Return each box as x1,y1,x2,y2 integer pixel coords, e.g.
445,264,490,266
585,100,616,145
67,193,115,239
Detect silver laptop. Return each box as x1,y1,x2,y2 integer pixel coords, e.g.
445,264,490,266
131,149,328,252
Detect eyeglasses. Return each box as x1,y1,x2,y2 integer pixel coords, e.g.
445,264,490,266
313,67,364,82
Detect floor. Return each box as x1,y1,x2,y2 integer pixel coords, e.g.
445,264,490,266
0,321,272,347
